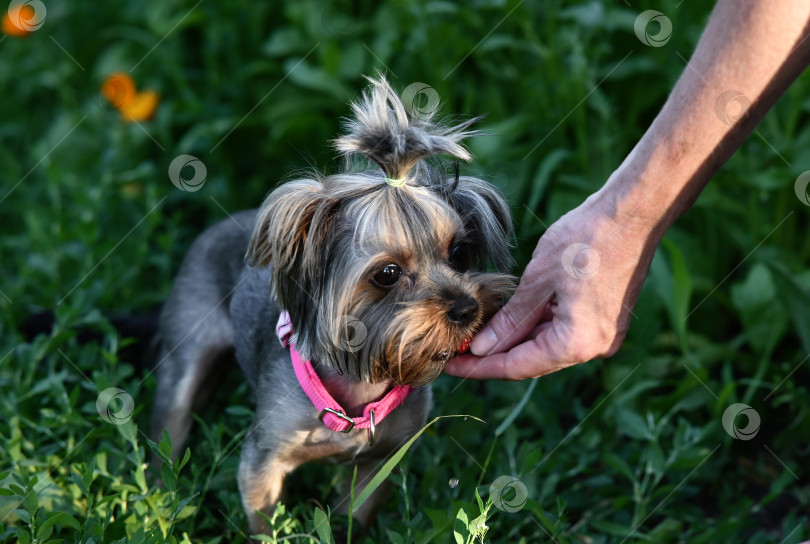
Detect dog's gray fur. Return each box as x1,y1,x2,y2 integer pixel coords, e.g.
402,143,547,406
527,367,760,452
151,76,515,534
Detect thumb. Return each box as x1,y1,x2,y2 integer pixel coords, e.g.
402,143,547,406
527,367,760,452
470,277,552,356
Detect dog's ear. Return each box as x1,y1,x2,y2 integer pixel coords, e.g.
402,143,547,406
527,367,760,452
446,177,515,273
247,179,339,299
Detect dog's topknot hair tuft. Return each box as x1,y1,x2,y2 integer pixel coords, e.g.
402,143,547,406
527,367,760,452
334,75,479,182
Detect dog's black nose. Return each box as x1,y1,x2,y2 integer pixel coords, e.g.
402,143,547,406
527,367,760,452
447,296,479,326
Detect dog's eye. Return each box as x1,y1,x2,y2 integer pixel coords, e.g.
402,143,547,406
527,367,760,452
372,264,402,287
449,243,471,272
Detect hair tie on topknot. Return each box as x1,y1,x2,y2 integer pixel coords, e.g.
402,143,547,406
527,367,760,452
333,74,481,185
384,176,406,187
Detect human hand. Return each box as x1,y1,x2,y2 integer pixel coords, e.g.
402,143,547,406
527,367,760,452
444,189,660,380
442,0,810,382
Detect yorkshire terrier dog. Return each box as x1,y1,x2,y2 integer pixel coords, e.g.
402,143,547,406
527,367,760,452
151,76,515,533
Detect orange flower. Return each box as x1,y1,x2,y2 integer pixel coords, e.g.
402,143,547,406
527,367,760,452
101,73,159,122
2,4,35,37
120,90,159,122
101,73,136,109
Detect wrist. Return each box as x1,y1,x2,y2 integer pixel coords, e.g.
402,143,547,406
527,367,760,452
594,135,708,247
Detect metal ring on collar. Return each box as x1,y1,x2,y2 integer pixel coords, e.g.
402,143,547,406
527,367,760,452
368,409,376,446
319,407,355,433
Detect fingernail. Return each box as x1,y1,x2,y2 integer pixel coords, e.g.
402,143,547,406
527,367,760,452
470,327,497,356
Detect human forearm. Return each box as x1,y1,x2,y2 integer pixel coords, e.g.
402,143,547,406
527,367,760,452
601,0,810,241
448,0,810,381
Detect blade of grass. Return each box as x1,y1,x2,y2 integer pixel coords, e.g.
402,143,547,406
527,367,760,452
347,466,357,544
352,415,484,511
495,379,538,436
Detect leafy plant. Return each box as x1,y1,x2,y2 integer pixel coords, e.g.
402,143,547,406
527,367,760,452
1,0,808,542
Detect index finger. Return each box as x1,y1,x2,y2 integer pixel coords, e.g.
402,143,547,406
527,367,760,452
444,332,565,381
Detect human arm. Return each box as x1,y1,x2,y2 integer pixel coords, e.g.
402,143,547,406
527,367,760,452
445,0,810,380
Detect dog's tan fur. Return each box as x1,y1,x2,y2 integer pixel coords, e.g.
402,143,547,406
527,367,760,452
152,76,515,535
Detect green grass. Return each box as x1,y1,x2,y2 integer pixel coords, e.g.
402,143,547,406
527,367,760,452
1,0,809,542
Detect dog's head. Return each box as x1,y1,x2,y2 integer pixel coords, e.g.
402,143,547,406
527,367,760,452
248,76,515,386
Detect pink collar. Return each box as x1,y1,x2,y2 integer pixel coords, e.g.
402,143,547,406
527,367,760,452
276,311,412,438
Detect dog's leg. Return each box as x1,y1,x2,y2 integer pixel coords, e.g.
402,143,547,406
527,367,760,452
238,432,292,534
151,340,234,458
151,211,252,459
151,293,235,457
151,350,193,457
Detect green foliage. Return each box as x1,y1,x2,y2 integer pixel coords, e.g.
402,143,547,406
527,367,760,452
1,0,809,542
453,489,492,544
